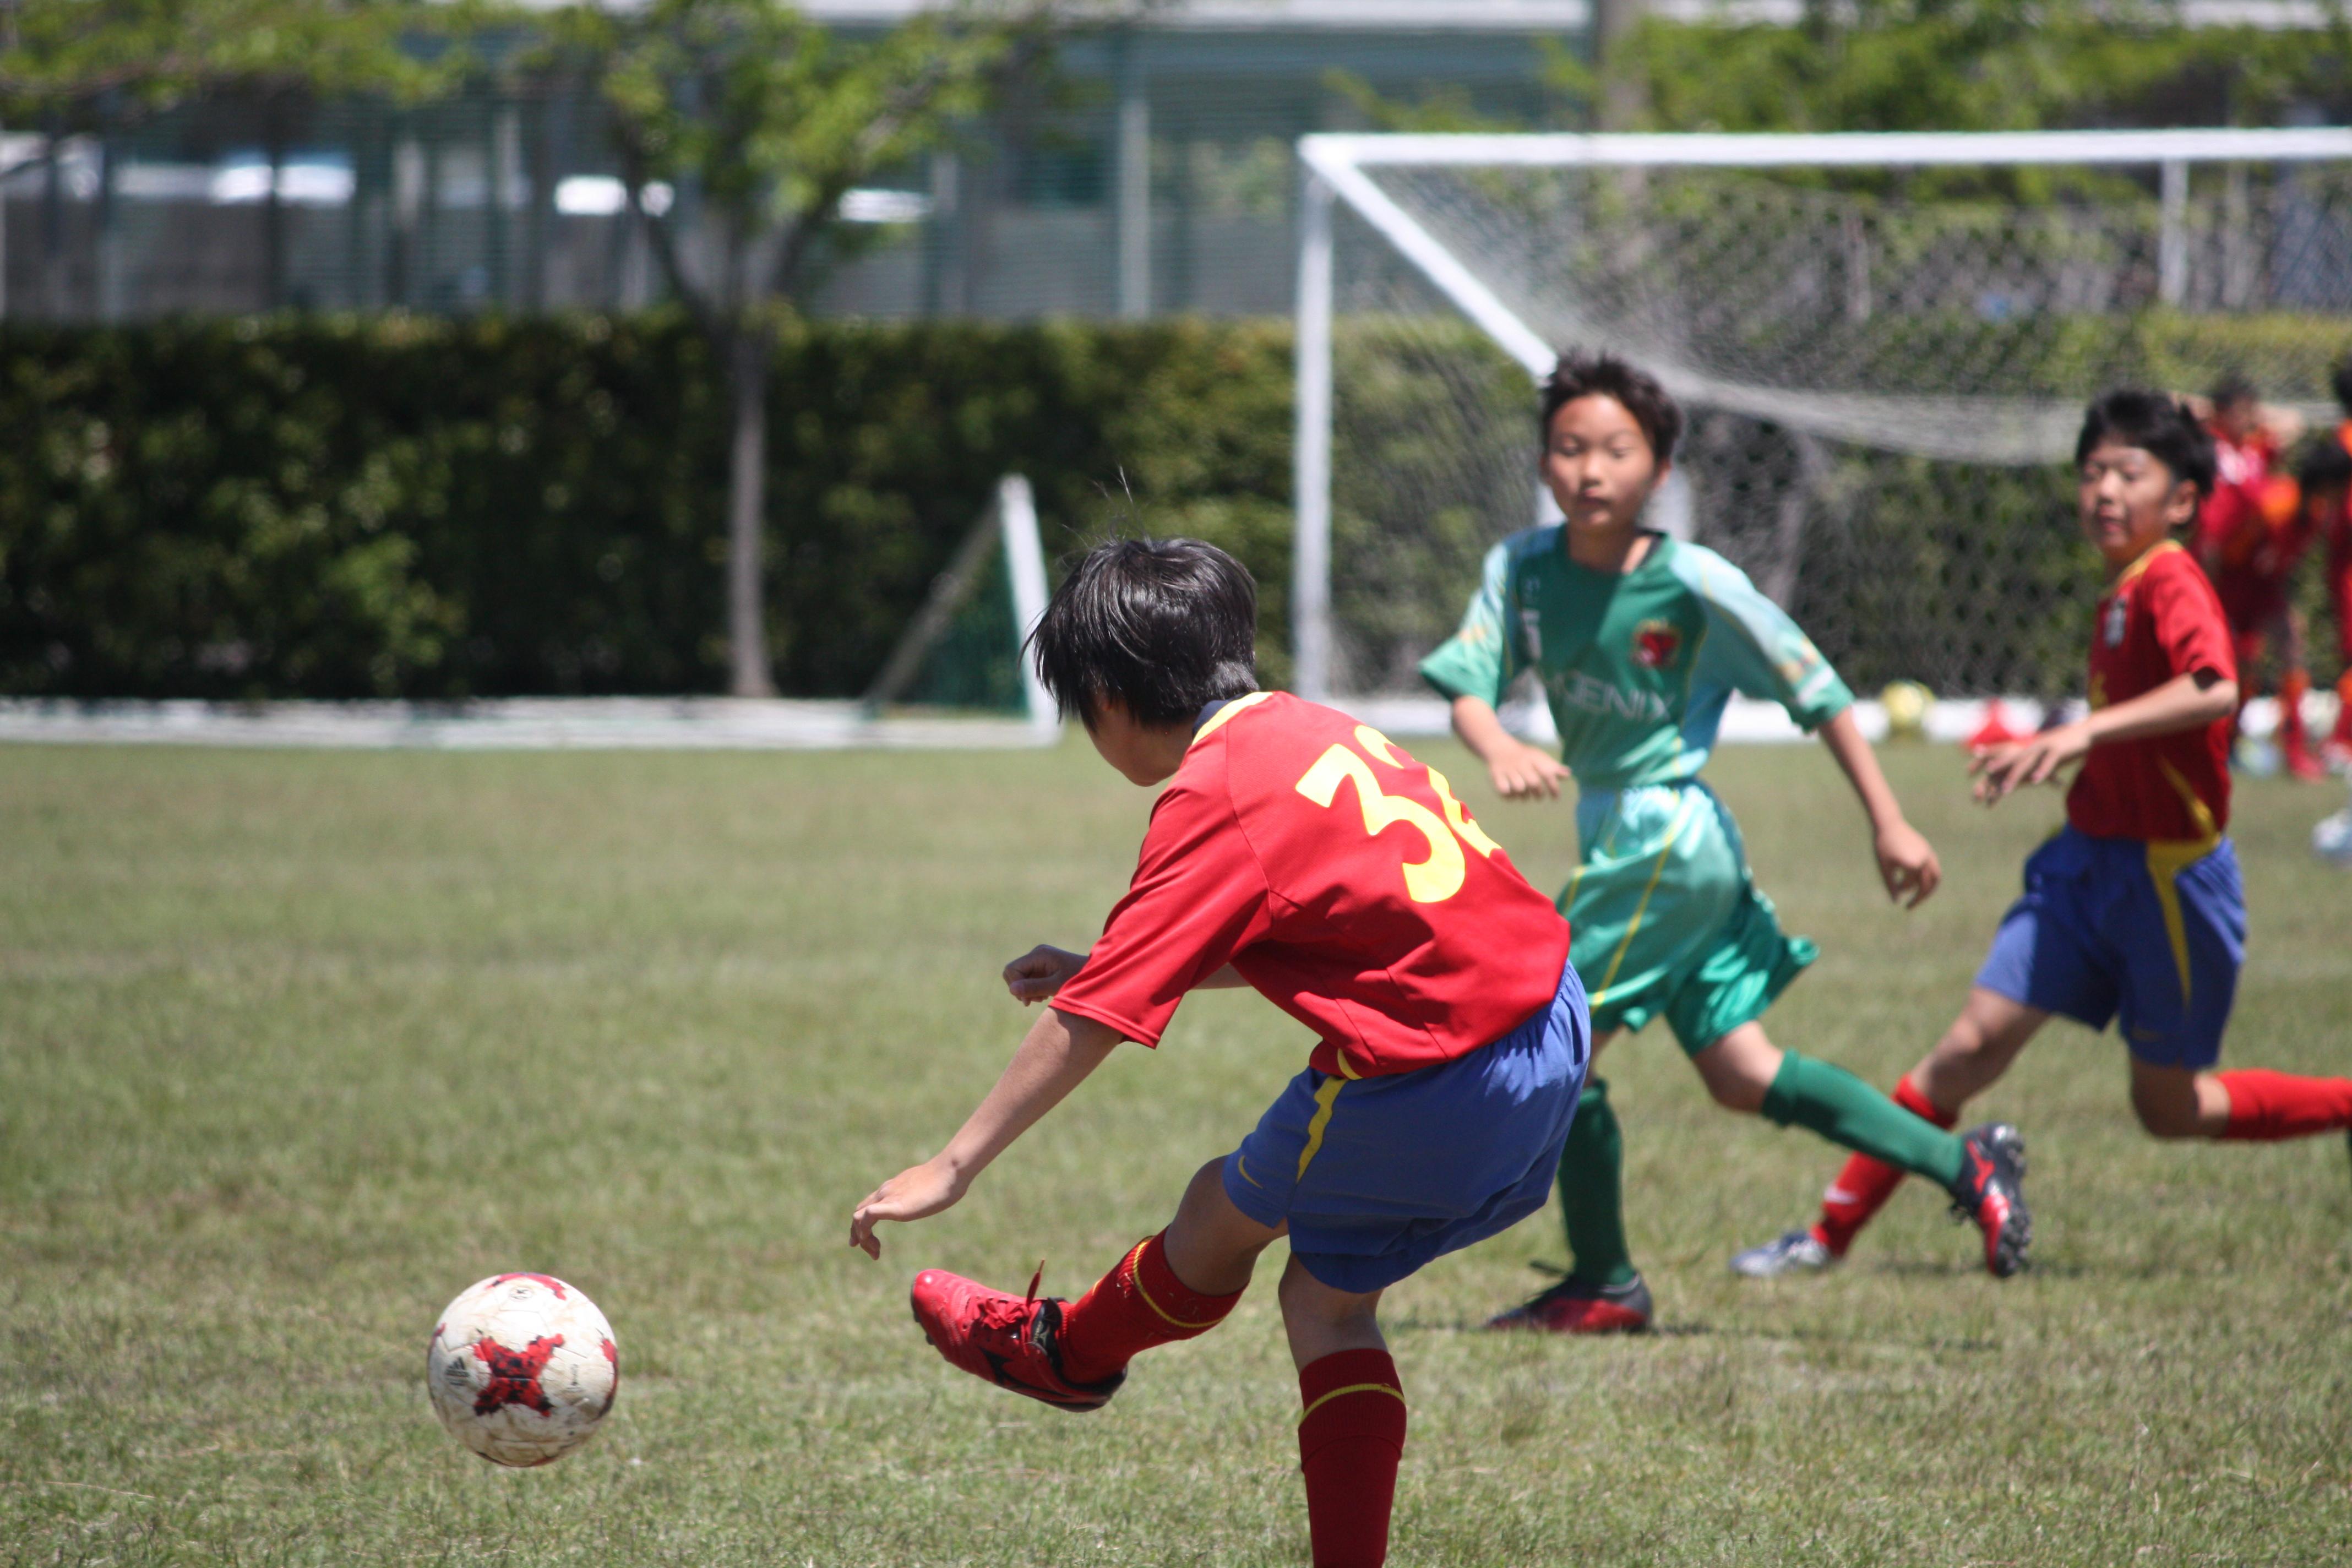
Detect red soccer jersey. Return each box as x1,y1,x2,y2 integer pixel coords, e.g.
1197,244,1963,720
2196,426,2307,594
2067,541,2237,843
1049,690,1573,1079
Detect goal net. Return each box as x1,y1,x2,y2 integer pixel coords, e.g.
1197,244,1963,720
1293,129,2352,710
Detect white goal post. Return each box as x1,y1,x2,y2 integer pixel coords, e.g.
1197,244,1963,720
1291,126,2352,704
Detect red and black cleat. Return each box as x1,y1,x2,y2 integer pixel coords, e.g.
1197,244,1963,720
1948,1123,2032,1278
1484,1273,1653,1335
909,1266,1125,1413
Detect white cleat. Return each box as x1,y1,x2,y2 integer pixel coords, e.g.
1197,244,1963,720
1730,1229,1834,1278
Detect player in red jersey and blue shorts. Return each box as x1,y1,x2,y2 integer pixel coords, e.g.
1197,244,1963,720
849,538,1586,1567
1735,390,2352,1278
2193,373,2323,779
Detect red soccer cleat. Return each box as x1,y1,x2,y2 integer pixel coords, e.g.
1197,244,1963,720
1947,1123,2032,1278
2282,732,2328,781
1484,1273,1653,1334
909,1266,1126,1413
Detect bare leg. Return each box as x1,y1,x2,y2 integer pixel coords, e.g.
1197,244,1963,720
1278,1255,1385,1370
1908,987,2050,1115
2128,1059,2233,1139
1689,1020,1783,1112
1162,1156,1284,1294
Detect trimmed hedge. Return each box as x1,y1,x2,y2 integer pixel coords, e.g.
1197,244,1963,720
0,315,1295,699
4,311,2343,703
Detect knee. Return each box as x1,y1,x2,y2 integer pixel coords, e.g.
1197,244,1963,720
2131,1093,2203,1140
1707,1071,1766,1113
1277,1265,1372,1330
1932,1017,1992,1067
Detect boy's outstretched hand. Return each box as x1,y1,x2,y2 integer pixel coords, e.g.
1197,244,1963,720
1970,723,2092,805
1872,819,1942,908
1005,944,1087,1004
1484,738,1574,801
850,1158,965,1260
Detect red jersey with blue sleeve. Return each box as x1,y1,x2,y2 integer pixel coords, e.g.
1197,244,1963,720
1048,690,1574,1079
2066,541,2236,843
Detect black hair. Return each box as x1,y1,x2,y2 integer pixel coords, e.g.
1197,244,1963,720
2207,370,2258,411
2294,432,2352,498
1028,536,1259,728
1539,349,1683,466
2075,389,2217,498
2331,356,2352,415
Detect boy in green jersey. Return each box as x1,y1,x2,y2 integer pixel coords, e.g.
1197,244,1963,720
1419,352,2032,1331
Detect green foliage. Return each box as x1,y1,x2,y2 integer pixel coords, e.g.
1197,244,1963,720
1598,1,2352,140
0,314,1292,700
545,0,1061,314
0,0,476,128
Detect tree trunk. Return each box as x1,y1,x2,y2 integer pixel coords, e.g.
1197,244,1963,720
725,327,777,698
1592,0,1646,132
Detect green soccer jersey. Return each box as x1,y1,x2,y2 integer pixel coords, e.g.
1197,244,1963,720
1419,527,1855,1051
1418,528,1852,788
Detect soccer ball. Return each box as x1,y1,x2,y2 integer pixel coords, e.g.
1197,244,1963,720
426,1273,619,1467
2315,804,2352,868
1880,680,1933,742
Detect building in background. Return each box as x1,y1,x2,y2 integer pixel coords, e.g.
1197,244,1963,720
0,2,1577,323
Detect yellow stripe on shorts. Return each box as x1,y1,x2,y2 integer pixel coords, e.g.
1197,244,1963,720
1295,1075,1346,1180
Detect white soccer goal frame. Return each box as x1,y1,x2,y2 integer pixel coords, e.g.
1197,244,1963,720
1291,126,2352,701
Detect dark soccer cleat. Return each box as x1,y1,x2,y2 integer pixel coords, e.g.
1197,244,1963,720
909,1266,1126,1413
1485,1273,1653,1334
1730,1229,1834,1278
1947,1123,2031,1278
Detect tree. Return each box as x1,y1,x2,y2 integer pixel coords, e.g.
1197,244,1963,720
547,0,1115,698
0,0,465,119
0,0,475,312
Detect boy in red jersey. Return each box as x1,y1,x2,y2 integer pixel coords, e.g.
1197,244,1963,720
2193,374,2322,779
848,538,1587,1567
1735,390,2352,1279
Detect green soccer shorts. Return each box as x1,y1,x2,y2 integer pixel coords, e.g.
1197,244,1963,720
1562,780,1816,1054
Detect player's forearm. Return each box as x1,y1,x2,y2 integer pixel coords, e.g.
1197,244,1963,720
1817,707,1909,832
2082,671,2237,745
1448,695,1518,762
935,1008,1122,1184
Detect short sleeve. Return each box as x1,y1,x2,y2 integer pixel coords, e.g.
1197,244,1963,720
2146,556,2238,685
1418,540,1518,706
1048,776,1275,1048
1684,548,1852,730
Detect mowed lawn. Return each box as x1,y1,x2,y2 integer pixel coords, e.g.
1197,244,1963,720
3,735,2351,1567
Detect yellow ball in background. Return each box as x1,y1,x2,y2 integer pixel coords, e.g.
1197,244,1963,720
1880,680,1933,742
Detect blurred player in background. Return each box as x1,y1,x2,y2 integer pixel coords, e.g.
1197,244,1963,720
2193,373,2322,779
2318,361,2352,769
1420,351,2030,1337
852,538,1589,1568
1736,391,2352,1279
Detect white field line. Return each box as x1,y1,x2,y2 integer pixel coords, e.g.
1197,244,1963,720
0,698,1061,752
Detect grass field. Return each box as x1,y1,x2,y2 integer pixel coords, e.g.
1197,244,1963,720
4,736,2351,1566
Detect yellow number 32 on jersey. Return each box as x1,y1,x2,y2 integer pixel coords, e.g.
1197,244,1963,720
1294,725,1502,903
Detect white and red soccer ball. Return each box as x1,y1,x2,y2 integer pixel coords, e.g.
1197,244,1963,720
427,1273,618,1467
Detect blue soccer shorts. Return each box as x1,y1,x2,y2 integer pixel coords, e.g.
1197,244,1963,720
1220,956,1591,1294
1974,825,2244,1070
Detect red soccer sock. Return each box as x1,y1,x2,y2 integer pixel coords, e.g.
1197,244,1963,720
1055,1232,1243,1385
2280,670,2314,748
1811,1077,1958,1256
1297,1348,1408,1568
2333,672,2352,745
2214,1069,2352,1141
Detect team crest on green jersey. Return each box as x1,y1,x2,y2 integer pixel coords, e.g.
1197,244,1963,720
1632,620,1682,670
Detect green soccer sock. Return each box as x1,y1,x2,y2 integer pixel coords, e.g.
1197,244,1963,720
1760,1051,1966,1189
1556,1079,1639,1287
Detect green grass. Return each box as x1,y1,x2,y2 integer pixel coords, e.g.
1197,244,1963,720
3,737,2351,1566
